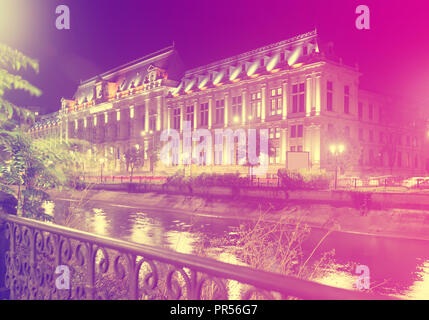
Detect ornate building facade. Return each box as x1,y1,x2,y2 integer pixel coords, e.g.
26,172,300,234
29,30,429,178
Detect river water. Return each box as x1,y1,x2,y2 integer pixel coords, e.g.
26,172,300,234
44,199,429,300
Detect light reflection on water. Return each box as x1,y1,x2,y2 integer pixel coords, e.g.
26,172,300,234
44,200,429,299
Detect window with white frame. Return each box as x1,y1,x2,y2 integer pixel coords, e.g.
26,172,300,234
292,83,305,113
250,91,261,119
270,88,282,116
231,96,242,122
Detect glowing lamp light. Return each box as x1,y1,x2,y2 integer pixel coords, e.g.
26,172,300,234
288,46,302,66
140,131,146,137
291,63,303,69
172,83,183,96
229,66,241,81
185,79,195,93
213,71,224,86
248,115,253,121
233,116,240,123
198,76,209,90
246,61,259,77
266,54,279,72
330,144,345,154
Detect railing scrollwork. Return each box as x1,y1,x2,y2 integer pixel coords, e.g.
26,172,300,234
0,213,391,300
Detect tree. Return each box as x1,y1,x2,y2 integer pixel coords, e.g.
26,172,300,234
0,44,41,123
124,146,145,181
147,135,160,175
323,126,362,175
0,44,45,217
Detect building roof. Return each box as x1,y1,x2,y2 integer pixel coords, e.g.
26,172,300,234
72,46,185,105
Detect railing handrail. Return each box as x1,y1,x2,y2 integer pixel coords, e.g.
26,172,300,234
0,213,393,300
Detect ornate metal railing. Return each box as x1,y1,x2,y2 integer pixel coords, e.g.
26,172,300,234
0,214,391,300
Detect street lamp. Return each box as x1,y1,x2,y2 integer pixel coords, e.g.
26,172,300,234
330,144,345,189
141,130,156,175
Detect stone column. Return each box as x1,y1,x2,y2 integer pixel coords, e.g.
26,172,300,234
241,89,247,125
315,75,321,116
208,97,213,129
261,85,266,123
281,128,287,164
156,96,162,131
282,81,288,120
180,103,184,133
167,106,171,129
193,100,198,130
224,93,229,127
145,99,149,133
306,76,312,117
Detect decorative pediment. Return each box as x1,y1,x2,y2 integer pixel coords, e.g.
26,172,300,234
145,65,168,83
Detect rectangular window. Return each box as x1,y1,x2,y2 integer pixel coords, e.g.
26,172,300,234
369,130,373,142
215,99,225,124
231,96,242,122
270,88,282,116
297,125,303,137
149,115,156,131
269,127,281,139
297,145,303,152
327,81,333,111
290,146,296,152
186,105,194,128
269,147,280,164
173,108,181,130
250,92,261,118
292,83,305,113
344,86,350,114
290,125,296,138
368,104,373,120
200,103,208,126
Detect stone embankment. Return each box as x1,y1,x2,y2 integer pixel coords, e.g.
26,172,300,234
49,187,429,241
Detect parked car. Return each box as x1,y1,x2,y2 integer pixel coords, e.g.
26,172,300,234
402,177,429,188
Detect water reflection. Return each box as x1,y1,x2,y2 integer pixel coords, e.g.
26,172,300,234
47,199,429,299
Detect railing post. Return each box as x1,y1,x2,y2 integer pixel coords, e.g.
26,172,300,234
0,218,9,299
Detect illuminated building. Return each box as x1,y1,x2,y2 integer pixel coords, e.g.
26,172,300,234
30,30,429,177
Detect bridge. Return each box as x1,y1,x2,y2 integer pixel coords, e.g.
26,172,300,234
0,213,391,300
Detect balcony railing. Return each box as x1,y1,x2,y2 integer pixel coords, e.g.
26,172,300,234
0,213,391,300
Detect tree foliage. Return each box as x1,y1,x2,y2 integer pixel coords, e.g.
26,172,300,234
124,146,145,179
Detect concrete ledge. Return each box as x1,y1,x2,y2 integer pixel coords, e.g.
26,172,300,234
86,183,429,210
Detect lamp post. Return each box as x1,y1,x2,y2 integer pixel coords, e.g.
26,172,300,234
141,130,155,174
330,144,345,190
247,115,253,182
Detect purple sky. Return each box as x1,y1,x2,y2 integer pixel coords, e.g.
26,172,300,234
2,0,429,113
